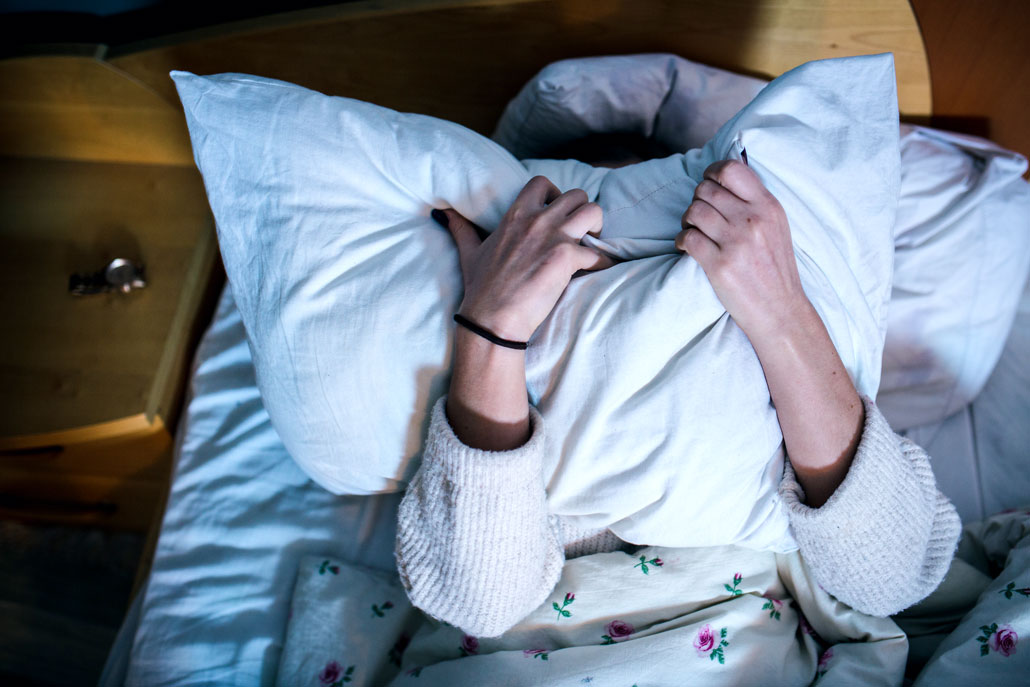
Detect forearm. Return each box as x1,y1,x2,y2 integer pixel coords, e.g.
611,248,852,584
748,300,864,507
446,326,530,450
778,396,961,616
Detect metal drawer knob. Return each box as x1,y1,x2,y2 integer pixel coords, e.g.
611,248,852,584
69,258,147,295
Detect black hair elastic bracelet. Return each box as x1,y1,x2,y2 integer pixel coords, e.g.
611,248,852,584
453,313,528,350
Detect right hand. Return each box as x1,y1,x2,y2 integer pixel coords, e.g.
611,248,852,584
674,160,807,342
436,175,614,342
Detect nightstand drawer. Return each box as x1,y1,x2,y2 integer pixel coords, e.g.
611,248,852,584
0,425,171,530
0,54,220,531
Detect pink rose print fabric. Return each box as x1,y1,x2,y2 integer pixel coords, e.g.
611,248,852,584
634,555,664,575
694,624,730,664
318,660,354,685
553,592,575,620
999,582,1030,599
762,597,783,621
318,560,340,575
978,623,1018,658
319,661,342,684
601,620,635,644
816,648,833,677
991,626,1018,657
694,625,716,654
459,635,479,657
362,546,914,683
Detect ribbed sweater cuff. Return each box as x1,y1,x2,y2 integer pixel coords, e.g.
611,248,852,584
395,396,563,637
779,395,961,616
558,520,627,559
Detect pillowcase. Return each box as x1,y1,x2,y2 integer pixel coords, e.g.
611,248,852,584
492,53,767,159
510,54,1030,433
876,125,1030,430
172,53,898,551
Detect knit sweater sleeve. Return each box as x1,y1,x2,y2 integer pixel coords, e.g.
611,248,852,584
395,396,564,638
779,395,961,617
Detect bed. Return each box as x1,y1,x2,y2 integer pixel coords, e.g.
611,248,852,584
97,1,1030,684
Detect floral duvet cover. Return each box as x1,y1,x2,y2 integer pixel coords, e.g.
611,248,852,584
276,509,1030,686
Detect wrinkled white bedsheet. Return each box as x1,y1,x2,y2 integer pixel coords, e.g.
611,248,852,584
105,287,402,686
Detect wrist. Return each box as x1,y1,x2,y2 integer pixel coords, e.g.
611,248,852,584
447,327,530,450
453,324,526,365
457,300,528,343
743,296,820,357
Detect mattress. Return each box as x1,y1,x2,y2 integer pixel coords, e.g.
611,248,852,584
101,286,402,686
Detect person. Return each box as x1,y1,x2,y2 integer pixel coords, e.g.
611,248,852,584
395,159,961,640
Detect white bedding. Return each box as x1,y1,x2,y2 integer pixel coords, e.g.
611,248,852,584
171,54,901,553
102,287,402,686
901,270,1030,524
103,58,1030,685
102,275,1030,686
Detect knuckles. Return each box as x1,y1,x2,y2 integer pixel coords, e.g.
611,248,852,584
566,188,589,206
527,175,555,192
676,226,700,250
549,241,578,265
674,230,691,251
694,179,720,199
578,201,603,224
683,200,713,227
707,159,755,192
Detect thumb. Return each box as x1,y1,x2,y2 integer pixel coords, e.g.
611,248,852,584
432,208,482,276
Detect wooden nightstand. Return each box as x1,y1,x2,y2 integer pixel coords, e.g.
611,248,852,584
0,52,219,532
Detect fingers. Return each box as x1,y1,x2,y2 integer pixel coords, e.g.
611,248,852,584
682,199,728,243
569,243,616,272
558,199,603,239
511,177,602,243
516,175,562,208
693,178,742,214
436,208,482,276
546,187,589,216
675,225,719,267
703,160,764,202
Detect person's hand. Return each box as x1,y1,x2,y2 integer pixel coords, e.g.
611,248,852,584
674,160,807,340
436,175,614,342
678,159,865,507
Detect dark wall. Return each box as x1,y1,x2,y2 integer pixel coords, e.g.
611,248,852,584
0,1,353,48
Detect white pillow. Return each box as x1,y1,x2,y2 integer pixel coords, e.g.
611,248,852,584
508,54,1030,433
492,53,767,158
877,125,1030,430
172,53,897,551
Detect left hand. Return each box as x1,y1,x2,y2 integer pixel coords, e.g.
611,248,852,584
677,159,863,507
675,159,808,340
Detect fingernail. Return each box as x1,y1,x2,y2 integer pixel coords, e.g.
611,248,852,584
430,208,449,228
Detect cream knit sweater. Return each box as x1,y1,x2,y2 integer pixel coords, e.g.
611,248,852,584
395,395,961,637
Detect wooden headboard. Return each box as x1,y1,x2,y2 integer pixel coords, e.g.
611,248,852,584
1,0,933,168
